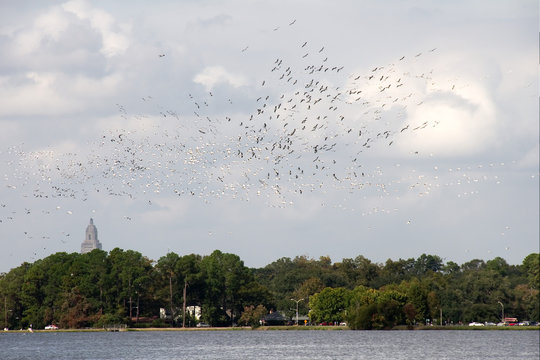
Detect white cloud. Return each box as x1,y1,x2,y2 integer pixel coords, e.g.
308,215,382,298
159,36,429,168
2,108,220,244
517,144,539,169
62,0,131,57
396,79,497,157
10,6,70,56
0,71,123,117
8,1,131,61
193,65,248,91
0,72,78,116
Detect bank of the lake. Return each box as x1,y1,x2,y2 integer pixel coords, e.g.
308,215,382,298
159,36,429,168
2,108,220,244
3,324,539,333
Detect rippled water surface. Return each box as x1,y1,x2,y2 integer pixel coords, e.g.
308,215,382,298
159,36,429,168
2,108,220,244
1,330,538,360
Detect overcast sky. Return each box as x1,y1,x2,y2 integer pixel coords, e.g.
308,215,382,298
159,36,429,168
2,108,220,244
0,0,538,272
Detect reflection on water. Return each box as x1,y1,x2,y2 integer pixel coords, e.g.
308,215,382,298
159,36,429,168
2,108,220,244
1,330,539,360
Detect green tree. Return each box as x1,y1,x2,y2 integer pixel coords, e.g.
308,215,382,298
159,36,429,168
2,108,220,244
239,304,267,327
0,263,30,329
486,257,510,277
414,254,443,276
176,254,202,327
347,303,378,330
59,287,92,328
401,278,429,323
155,252,180,326
335,255,380,288
108,249,152,322
309,287,349,324
377,258,415,286
522,253,539,290
200,250,261,326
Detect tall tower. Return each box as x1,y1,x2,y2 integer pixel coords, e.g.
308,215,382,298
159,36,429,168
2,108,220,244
81,218,102,254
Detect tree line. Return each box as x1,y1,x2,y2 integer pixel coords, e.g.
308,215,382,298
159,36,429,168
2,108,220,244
0,249,538,329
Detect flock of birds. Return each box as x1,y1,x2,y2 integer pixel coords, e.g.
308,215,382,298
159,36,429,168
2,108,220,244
0,19,521,261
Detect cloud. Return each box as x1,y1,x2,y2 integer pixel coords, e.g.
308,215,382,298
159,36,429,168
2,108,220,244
194,14,233,28
0,71,123,117
396,78,498,157
0,72,78,116
0,120,20,144
193,65,248,91
10,6,71,56
4,1,130,64
140,197,189,224
62,0,131,58
517,144,539,169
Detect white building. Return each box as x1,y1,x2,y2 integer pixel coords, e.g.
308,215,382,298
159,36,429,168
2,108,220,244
80,218,102,254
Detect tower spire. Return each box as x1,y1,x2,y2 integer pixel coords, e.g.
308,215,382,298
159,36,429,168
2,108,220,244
81,218,102,254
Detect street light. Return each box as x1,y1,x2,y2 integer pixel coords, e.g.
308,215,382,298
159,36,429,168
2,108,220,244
290,298,304,325
497,301,504,324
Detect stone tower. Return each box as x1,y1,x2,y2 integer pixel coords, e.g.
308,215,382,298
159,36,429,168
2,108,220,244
81,218,102,254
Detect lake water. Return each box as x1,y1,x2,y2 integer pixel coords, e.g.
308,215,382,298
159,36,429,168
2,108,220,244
1,329,538,359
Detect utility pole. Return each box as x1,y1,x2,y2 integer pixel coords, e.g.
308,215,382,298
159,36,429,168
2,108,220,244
136,291,140,324
4,296,7,330
182,279,187,328
497,301,504,323
169,274,174,327
290,298,304,325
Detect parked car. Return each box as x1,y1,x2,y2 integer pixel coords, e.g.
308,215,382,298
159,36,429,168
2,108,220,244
44,324,58,330
196,322,210,328
468,322,484,326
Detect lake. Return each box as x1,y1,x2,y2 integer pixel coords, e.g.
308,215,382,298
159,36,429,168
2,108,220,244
1,329,538,359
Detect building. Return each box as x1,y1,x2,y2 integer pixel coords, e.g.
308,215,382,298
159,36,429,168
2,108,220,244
80,218,102,254
262,311,289,326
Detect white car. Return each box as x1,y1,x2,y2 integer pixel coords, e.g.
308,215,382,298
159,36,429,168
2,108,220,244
468,322,485,326
44,324,59,330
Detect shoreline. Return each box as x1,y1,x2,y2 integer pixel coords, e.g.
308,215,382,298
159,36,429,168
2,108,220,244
2,325,539,333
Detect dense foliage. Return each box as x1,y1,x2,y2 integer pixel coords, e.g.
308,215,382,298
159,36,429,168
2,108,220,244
0,250,538,329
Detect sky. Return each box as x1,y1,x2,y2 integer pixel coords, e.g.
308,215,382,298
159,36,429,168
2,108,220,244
0,0,538,272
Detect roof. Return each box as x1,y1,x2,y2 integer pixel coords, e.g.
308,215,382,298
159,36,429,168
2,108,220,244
263,311,288,321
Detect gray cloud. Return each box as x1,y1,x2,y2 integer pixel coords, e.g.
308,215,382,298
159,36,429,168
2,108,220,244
0,0,537,272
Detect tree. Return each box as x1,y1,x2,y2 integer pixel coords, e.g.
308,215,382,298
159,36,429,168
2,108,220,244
309,287,349,324
442,261,460,275
461,259,485,272
346,287,407,329
108,249,152,322
59,287,92,328
522,253,539,290
401,278,429,323
239,304,267,327
155,252,180,326
176,254,202,327
335,255,380,288
486,257,510,277
1,250,537,330
200,250,260,326
347,303,378,330
76,250,109,314
377,258,416,286
0,263,30,329
414,254,443,276
403,303,417,326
